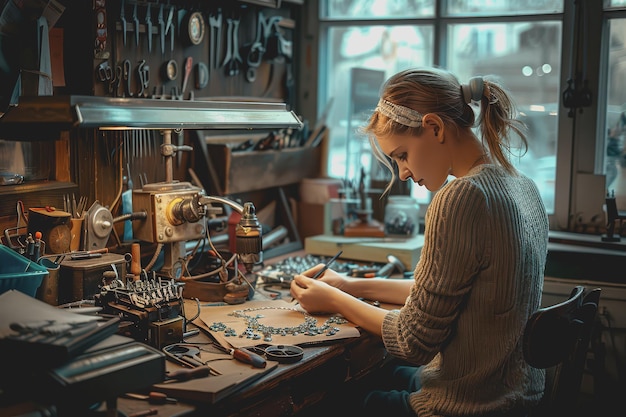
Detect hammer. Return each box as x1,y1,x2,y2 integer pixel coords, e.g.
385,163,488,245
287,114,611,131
376,254,406,278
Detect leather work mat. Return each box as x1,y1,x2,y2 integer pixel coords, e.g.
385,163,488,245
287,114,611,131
193,299,360,349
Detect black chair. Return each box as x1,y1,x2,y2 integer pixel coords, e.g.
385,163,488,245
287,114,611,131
523,285,602,417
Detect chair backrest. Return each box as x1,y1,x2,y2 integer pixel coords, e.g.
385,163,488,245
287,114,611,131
522,285,602,416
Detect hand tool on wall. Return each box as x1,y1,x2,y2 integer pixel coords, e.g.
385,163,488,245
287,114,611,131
209,9,222,71
222,17,242,76
113,63,122,97
133,2,140,47
145,3,152,53
122,59,133,97
120,0,127,46
137,59,150,97
158,4,165,55
97,61,114,95
166,5,175,52
180,56,192,100
244,10,266,83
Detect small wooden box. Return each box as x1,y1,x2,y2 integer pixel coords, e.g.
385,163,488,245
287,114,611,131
58,253,127,304
207,144,321,194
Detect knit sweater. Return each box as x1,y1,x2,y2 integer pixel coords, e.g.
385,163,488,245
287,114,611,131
381,164,549,417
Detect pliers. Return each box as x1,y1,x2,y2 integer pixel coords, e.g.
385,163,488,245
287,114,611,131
162,343,221,376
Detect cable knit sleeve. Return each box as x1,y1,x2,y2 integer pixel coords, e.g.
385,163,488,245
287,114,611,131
382,177,489,364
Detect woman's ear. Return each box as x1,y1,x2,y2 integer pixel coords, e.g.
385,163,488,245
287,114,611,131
421,114,445,143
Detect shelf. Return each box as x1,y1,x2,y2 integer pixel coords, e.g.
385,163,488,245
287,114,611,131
205,144,321,195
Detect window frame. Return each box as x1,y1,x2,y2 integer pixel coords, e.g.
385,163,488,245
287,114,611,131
296,0,619,232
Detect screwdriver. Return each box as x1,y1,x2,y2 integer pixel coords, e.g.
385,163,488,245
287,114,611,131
212,343,267,368
164,365,212,382
125,391,177,404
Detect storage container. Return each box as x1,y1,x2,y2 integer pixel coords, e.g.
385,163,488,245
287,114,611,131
384,195,420,237
205,144,321,194
0,244,48,296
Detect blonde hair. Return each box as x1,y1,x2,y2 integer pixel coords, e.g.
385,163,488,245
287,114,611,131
363,67,528,194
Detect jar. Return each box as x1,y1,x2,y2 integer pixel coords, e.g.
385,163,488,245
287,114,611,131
384,196,420,237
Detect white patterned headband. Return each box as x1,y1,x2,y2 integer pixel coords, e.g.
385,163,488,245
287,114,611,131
375,99,423,127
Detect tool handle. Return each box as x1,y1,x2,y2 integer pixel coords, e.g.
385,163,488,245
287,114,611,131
130,243,141,277
147,391,177,404
233,347,267,368
166,366,210,381
312,250,343,279
376,262,395,278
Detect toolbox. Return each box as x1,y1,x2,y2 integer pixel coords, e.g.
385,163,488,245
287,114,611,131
58,253,127,304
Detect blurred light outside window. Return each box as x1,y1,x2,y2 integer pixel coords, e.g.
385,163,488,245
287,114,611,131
319,0,564,213
324,24,433,203
603,15,626,197
446,21,562,213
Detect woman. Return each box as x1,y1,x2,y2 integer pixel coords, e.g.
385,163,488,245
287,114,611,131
290,67,549,417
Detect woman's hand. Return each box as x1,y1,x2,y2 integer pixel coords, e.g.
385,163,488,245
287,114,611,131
291,268,389,337
300,265,348,291
290,271,345,314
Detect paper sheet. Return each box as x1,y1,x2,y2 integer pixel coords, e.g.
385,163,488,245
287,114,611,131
0,290,99,338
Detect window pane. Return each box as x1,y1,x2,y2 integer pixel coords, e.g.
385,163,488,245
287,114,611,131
605,0,626,9
444,0,563,16
447,22,562,213
324,0,435,19
323,25,434,191
604,18,626,195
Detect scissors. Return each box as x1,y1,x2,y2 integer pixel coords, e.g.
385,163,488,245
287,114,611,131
96,62,114,94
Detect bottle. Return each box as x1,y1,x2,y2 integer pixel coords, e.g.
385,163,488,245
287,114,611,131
384,196,420,237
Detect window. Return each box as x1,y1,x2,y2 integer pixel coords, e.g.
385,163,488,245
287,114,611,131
603,5,626,204
317,0,564,213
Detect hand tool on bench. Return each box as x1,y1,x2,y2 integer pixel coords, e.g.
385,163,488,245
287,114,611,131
162,344,221,377
210,342,267,368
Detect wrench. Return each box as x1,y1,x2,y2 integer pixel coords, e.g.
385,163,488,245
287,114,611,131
209,10,222,70
245,11,266,83
222,17,242,77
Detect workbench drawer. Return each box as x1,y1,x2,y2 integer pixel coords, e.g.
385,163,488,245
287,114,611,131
207,144,321,194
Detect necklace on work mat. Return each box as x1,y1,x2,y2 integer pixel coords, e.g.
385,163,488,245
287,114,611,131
208,306,348,342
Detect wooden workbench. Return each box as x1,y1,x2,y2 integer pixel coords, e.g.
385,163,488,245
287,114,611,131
113,267,395,417
114,324,390,417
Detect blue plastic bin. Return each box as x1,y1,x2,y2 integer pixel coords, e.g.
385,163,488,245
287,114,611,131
0,244,48,297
